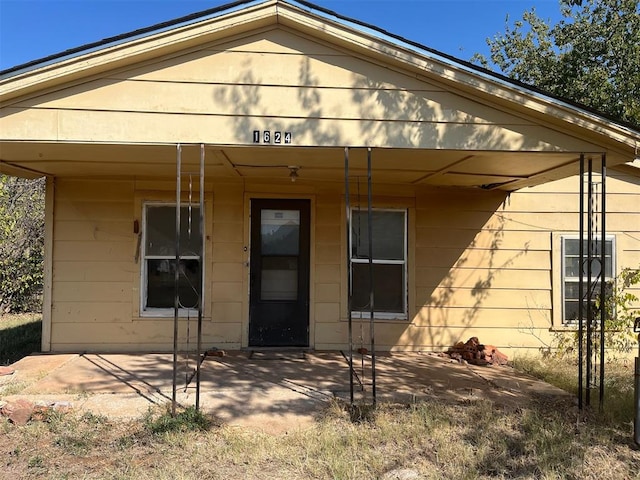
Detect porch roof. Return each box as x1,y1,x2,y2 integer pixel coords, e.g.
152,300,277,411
0,143,589,192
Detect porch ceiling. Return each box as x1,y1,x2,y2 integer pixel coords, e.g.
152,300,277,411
0,141,592,191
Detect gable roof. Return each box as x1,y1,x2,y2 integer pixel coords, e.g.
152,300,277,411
3,0,636,135
1,0,638,188
1,0,638,145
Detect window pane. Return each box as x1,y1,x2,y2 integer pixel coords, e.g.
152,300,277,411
352,263,404,313
564,300,580,323
589,258,605,278
565,239,612,260
146,259,200,309
564,252,612,278
563,281,613,324
588,240,613,257
586,257,612,277
564,281,579,300
565,257,580,277
565,280,611,300
562,237,614,324
605,258,613,278
261,210,300,255
261,256,298,301
565,239,580,255
352,210,404,260
146,206,201,256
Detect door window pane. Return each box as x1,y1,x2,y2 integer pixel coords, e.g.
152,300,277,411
261,210,300,255
261,256,298,301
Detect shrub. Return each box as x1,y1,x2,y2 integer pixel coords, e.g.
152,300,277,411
0,175,45,313
553,266,640,357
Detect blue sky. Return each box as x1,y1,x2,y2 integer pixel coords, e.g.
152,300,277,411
0,0,565,71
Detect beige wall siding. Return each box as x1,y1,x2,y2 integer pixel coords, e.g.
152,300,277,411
213,184,247,349
313,192,343,348
402,174,640,352
48,172,640,354
3,29,600,152
51,179,135,350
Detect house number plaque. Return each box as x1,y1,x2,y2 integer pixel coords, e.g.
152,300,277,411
253,130,292,144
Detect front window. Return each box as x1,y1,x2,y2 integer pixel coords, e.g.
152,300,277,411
142,204,202,314
350,209,407,318
562,236,614,324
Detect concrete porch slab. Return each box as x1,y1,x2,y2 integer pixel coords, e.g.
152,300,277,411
1,351,571,433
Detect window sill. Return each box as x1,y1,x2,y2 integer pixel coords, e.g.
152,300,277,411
549,324,580,332
347,313,408,322
138,308,203,320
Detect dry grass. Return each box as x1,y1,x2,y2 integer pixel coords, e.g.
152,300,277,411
2,377,640,479
512,355,636,425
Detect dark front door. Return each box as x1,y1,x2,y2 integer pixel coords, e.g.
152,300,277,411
249,199,310,347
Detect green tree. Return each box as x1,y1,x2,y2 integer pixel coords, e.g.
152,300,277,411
475,0,640,128
0,175,45,313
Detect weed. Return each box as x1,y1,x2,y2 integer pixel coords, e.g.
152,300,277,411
27,455,44,468
144,405,214,435
55,433,93,455
80,410,108,425
116,434,137,450
0,379,29,395
44,408,69,432
346,402,376,423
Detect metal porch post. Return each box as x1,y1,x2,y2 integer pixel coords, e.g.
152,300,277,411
173,144,182,417
345,147,354,405
196,144,205,411
578,154,584,410
599,153,607,410
367,148,376,406
587,157,594,407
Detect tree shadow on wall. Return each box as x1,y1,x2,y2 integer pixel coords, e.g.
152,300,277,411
211,32,536,349
410,198,532,349
213,56,344,148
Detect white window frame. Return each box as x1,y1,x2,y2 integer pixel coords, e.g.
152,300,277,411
350,208,408,320
561,234,615,325
141,202,203,317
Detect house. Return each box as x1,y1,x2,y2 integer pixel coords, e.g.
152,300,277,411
1,0,638,354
